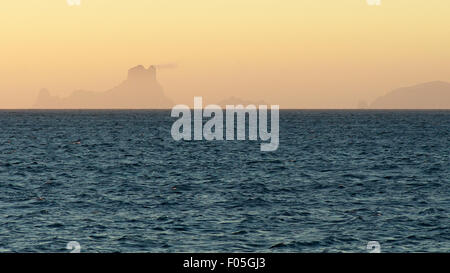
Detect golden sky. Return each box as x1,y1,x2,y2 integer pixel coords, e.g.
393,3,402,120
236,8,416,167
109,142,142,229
1,0,450,108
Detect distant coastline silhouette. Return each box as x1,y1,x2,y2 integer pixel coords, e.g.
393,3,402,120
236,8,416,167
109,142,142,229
34,69,450,109
34,65,173,109
370,81,450,109
215,97,268,108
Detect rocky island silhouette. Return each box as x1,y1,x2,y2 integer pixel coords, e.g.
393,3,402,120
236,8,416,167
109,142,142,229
34,65,173,109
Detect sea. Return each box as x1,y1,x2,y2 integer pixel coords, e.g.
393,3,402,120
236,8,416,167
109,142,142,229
0,110,448,252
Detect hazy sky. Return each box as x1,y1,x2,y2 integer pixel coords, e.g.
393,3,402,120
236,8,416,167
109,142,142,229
1,0,450,108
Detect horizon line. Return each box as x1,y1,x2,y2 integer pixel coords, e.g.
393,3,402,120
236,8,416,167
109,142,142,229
1,108,449,111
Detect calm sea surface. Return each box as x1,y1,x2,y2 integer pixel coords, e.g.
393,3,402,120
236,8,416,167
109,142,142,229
0,110,449,252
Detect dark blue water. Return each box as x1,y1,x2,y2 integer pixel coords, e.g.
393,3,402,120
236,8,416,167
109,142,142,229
0,110,449,252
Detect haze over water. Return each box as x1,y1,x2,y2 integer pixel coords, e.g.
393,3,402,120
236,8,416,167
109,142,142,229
1,110,448,252
2,1,450,108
